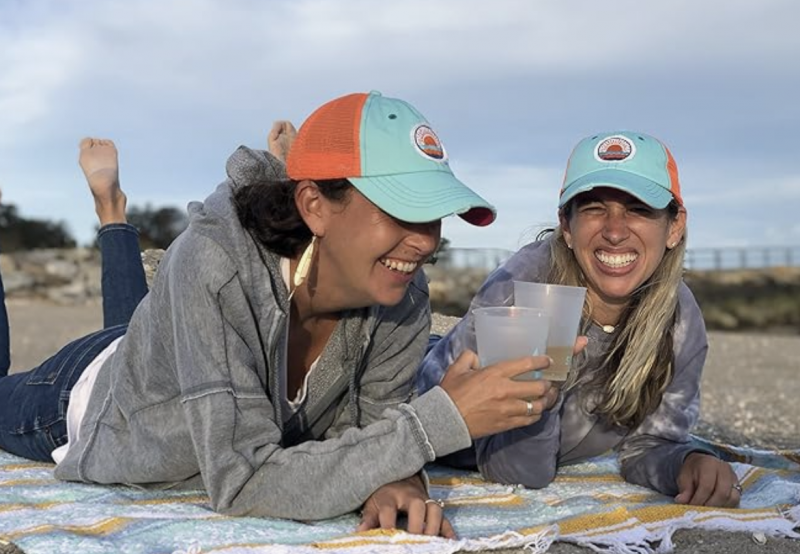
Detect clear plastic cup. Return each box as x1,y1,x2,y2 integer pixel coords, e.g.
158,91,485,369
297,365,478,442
513,281,587,381
473,306,550,381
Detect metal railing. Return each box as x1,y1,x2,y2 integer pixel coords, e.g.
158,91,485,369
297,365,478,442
434,246,800,272
684,247,800,271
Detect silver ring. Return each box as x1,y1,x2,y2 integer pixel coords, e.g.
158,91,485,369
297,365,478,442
732,483,743,494
424,498,445,508
525,400,534,417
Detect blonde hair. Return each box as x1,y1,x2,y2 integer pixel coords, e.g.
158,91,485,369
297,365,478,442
547,201,686,428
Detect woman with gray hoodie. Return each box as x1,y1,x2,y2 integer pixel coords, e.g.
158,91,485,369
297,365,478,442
0,92,558,537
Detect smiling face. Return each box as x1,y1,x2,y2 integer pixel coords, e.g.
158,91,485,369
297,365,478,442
560,188,686,323
298,181,441,312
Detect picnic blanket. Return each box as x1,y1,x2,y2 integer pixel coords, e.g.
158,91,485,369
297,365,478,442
2,438,799,554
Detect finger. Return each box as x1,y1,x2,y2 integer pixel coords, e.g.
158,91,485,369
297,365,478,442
674,468,695,505
406,499,426,535
544,384,560,409
706,482,733,508
441,351,480,385
573,335,589,355
521,397,548,418
454,349,481,371
728,483,742,508
440,515,457,539
688,471,716,506
493,355,553,380
705,471,735,507
423,502,445,536
506,379,552,401
378,503,398,530
708,466,740,508
356,508,380,532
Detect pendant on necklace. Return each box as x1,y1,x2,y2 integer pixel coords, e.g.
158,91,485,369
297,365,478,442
602,324,616,334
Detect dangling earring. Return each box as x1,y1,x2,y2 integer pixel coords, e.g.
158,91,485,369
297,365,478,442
289,235,316,301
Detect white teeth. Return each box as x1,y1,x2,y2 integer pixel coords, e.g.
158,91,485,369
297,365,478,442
596,251,638,268
381,258,418,274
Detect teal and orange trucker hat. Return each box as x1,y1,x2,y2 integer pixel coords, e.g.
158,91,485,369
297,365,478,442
559,131,684,209
286,91,496,226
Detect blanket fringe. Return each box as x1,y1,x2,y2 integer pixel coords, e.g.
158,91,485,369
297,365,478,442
562,507,800,554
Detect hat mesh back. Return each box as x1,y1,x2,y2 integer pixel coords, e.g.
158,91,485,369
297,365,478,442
287,93,366,180
663,146,683,206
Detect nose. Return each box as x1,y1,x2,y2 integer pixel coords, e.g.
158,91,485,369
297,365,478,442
602,207,630,245
407,220,442,257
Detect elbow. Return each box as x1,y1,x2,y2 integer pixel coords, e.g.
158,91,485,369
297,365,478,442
476,443,557,489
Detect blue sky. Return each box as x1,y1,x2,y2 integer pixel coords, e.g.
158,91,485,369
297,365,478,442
1,0,798,252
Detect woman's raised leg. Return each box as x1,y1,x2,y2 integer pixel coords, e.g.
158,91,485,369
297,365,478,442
79,138,148,328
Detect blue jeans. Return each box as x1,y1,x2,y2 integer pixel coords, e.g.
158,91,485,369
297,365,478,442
0,223,148,461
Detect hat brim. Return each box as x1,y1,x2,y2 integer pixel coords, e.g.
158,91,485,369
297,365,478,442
349,171,496,226
559,169,674,209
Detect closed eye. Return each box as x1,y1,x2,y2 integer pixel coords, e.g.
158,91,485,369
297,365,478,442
628,204,661,218
577,202,606,214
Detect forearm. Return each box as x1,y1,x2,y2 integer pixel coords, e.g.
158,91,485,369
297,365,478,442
197,388,470,520
619,437,716,496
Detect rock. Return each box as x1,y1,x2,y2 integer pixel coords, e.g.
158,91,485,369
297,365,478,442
141,249,165,287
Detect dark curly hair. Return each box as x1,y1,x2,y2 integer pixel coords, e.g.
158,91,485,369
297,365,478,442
233,178,352,258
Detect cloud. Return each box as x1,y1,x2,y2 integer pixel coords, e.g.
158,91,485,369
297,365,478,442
0,13,83,142
683,168,800,206
1,0,798,252
3,0,799,140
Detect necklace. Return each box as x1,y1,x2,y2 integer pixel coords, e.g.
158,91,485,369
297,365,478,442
601,324,616,334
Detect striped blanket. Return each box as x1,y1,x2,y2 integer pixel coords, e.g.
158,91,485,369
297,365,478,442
1,438,799,554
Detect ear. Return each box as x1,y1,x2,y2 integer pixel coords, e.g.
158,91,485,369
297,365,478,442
294,180,327,237
667,207,687,248
558,209,573,249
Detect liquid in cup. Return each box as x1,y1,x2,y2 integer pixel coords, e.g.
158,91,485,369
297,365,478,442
472,306,549,381
513,282,587,381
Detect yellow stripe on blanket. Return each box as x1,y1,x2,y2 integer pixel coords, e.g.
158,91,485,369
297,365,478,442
428,475,488,486
0,501,63,513
443,493,525,507
125,495,211,506
312,528,434,550
0,462,54,471
3,517,132,540
0,478,59,487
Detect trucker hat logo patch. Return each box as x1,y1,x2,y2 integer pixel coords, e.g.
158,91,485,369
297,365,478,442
412,124,447,161
595,136,635,162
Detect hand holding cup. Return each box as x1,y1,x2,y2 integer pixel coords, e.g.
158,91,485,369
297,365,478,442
439,350,554,439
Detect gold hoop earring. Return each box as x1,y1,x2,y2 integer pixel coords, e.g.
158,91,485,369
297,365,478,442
289,235,316,300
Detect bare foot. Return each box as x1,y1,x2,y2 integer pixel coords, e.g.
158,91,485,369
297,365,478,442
78,137,127,225
267,120,297,163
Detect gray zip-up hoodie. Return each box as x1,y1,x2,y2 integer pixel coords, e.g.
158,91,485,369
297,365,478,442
55,147,471,520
